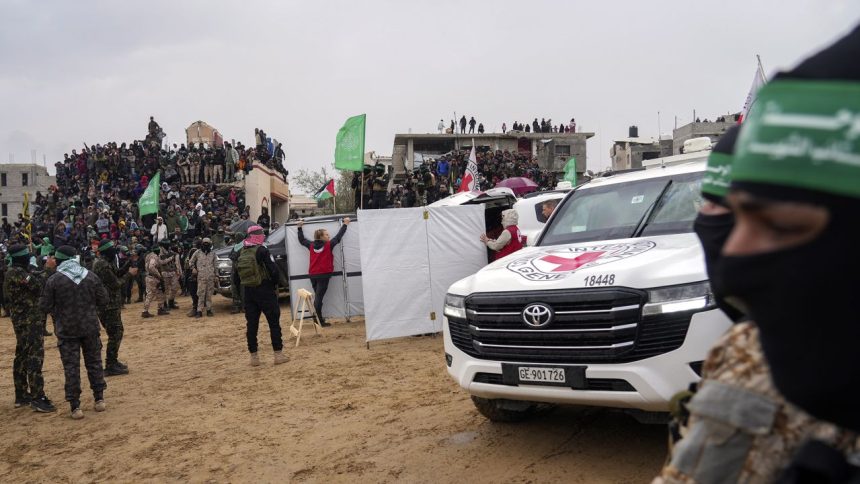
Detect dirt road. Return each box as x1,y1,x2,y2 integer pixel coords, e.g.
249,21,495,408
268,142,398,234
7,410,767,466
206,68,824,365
0,296,666,483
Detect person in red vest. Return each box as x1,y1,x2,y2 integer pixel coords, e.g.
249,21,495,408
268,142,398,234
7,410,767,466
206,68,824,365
480,209,523,261
296,217,350,327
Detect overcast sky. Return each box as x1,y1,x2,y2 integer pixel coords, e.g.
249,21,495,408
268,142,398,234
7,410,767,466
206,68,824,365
1,0,858,181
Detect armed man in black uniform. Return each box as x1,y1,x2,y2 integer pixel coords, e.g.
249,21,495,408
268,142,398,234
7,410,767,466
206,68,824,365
235,225,287,367
40,246,110,420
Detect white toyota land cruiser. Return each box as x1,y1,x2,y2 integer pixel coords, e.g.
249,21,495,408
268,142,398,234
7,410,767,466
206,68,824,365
443,148,732,422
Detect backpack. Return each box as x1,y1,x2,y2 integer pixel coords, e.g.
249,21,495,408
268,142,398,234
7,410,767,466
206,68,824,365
236,246,266,287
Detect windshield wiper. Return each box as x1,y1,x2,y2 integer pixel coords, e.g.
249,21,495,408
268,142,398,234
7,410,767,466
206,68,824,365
630,180,673,238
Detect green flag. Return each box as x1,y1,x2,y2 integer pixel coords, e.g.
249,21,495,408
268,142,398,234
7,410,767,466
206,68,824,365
563,157,577,185
138,171,161,216
335,114,366,171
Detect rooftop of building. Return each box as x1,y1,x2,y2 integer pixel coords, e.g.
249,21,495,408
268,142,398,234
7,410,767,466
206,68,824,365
612,137,660,145
394,131,595,142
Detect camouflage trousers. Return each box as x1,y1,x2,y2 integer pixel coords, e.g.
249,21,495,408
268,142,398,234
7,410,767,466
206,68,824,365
197,278,214,313
57,334,106,403
98,309,124,365
12,319,45,400
163,272,179,302
143,276,164,312
655,322,859,484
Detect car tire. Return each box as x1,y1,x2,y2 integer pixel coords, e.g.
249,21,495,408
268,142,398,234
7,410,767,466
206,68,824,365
471,396,548,423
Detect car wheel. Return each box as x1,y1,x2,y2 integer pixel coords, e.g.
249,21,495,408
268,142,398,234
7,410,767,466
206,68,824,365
470,396,550,423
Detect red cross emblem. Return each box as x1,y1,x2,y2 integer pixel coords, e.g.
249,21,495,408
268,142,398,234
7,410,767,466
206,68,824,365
540,252,605,272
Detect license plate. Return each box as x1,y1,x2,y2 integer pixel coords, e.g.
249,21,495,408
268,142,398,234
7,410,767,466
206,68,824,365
518,366,566,383
501,364,587,388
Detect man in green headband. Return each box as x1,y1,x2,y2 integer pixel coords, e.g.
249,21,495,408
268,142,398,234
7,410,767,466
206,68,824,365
92,239,130,376
3,244,55,412
657,118,860,481
40,245,109,419
717,24,860,478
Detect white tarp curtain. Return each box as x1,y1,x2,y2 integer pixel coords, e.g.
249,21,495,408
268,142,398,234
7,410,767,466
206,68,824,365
285,218,364,321
359,206,487,342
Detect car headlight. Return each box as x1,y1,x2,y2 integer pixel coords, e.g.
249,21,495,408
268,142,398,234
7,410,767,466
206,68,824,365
643,281,714,316
443,294,466,320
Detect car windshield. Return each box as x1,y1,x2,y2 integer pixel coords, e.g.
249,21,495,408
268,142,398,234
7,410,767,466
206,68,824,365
538,171,703,246
264,227,286,247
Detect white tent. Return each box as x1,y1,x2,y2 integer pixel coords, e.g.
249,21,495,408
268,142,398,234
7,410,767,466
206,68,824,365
285,217,363,321
358,206,486,342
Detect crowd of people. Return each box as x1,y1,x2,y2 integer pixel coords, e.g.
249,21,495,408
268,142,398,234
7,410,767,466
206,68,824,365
437,116,577,135
352,149,559,209
0,118,296,419
0,118,293,255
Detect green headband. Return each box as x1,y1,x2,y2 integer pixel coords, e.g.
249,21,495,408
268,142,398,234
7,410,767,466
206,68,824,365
55,251,73,261
97,241,115,252
733,80,860,198
701,151,732,198
9,248,29,258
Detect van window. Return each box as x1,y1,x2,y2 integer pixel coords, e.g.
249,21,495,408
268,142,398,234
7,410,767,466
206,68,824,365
265,227,286,247
539,172,703,246
534,197,562,224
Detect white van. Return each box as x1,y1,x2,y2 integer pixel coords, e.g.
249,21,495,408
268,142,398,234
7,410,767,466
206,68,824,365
513,189,570,246
442,149,732,422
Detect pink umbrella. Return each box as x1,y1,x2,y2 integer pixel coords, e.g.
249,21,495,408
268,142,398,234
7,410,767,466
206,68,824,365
495,177,539,196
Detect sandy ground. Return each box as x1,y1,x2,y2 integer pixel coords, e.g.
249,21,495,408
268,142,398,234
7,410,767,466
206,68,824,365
0,295,667,483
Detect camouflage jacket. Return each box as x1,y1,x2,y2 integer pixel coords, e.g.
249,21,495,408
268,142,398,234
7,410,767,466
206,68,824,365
160,252,180,274
92,257,126,311
188,248,217,284
2,264,46,324
656,322,859,484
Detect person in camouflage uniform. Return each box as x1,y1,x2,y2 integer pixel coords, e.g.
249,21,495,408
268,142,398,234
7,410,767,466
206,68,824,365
3,244,56,412
656,30,860,480
188,237,217,317
39,246,109,420
159,240,181,311
91,240,131,376
656,322,860,484
142,245,168,318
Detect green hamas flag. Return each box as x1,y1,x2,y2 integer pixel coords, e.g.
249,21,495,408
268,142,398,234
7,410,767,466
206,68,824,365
563,157,577,185
335,114,366,171
138,171,161,216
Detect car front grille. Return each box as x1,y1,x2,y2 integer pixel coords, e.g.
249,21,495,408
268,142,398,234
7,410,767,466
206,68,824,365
472,372,635,391
448,288,692,364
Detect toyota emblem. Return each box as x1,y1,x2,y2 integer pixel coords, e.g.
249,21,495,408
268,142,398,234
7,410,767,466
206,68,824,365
522,303,554,328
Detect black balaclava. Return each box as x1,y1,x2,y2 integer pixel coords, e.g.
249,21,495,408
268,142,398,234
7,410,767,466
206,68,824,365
8,244,30,267
716,23,860,431
692,125,744,322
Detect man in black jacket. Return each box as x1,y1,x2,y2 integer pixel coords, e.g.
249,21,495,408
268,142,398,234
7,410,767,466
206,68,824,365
39,246,110,420
235,226,287,367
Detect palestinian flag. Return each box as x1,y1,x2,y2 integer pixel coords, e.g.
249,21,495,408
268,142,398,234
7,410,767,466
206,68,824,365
314,179,335,201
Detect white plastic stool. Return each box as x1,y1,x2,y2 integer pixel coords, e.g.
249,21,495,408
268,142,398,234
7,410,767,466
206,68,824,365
289,288,323,347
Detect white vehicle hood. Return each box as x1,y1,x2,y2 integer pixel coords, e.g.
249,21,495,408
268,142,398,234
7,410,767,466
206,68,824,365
449,233,706,295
